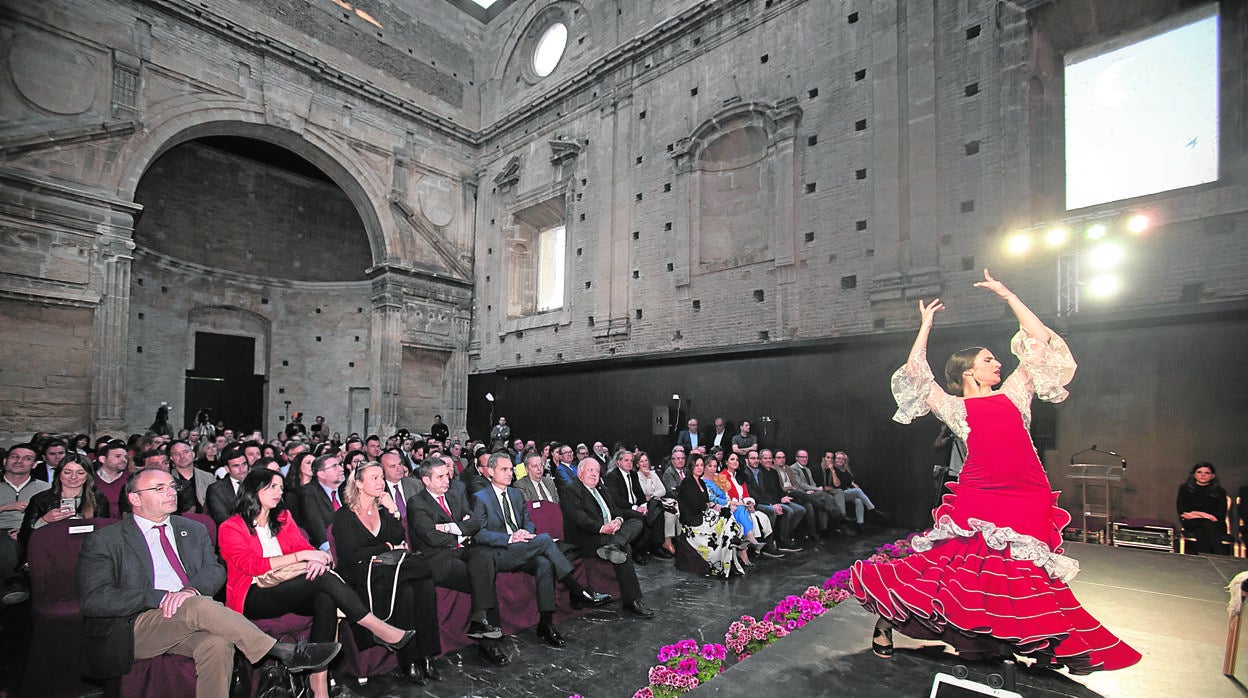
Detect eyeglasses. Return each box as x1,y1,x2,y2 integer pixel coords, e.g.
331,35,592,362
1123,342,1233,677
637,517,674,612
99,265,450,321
133,481,184,495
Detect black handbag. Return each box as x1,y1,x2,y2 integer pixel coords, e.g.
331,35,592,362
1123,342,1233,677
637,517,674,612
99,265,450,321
366,549,409,621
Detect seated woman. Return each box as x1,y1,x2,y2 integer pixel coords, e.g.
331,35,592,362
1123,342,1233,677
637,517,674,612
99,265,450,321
677,455,745,577
698,455,758,567
636,452,678,557
284,451,316,522
332,462,442,685
219,469,416,698
714,453,773,554
830,451,875,531
1177,462,1228,555
194,440,219,474
19,455,110,550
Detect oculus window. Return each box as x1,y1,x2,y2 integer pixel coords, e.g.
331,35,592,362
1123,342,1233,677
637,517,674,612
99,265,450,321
533,23,567,78
1064,6,1219,210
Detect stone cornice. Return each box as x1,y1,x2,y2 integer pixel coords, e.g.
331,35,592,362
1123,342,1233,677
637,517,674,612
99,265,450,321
132,0,479,146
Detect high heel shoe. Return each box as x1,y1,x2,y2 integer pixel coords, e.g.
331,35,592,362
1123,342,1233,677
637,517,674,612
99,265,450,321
871,626,894,659
374,628,416,652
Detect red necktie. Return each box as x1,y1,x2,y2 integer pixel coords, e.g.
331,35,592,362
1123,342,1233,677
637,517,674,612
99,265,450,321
437,495,452,518
330,490,341,511
155,524,190,587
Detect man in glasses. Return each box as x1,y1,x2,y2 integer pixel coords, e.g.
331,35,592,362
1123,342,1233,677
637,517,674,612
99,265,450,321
78,467,341,696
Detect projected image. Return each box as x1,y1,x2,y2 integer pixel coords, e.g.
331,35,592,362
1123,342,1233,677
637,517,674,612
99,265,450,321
1064,9,1219,210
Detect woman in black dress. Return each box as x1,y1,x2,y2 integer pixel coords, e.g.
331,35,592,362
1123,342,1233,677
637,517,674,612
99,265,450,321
332,462,443,685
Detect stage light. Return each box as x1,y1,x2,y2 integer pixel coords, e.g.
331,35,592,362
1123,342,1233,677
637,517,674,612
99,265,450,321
1004,232,1032,256
1044,226,1070,248
1085,273,1121,298
1085,223,1108,240
1126,213,1150,234
1087,241,1125,270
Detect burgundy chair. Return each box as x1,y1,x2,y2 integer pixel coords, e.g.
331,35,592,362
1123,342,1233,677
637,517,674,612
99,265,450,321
23,518,116,698
183,511,218,548
326,524,398,680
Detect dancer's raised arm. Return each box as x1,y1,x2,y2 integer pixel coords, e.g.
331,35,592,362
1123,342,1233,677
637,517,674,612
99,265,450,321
972,269,1049,343
906,298,945,363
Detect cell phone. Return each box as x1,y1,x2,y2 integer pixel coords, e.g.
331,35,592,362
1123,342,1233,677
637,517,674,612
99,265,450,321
60,498,76,512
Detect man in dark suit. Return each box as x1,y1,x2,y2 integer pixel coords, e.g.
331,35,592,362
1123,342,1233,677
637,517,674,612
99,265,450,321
561,458,655,618
406,457,507,665
472,454,610,647
459,447,491,498
550,443,578,491
380,448,422,520
601,450,667,561
295,453,344,550
676,418,702,452
77,467,339,696
204,445,250,525
744,451,803,551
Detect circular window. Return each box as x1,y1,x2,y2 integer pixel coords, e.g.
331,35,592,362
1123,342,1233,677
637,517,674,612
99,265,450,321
532,23,568,78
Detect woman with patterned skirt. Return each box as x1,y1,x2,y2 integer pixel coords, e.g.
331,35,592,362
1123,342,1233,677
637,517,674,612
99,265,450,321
852,269,1140,674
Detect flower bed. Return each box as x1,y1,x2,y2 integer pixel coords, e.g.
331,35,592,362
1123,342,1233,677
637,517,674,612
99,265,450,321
627,536,915,698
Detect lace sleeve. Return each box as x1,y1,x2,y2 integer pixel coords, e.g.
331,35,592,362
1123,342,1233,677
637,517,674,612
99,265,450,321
890,353,951,420
1004,326,1077,404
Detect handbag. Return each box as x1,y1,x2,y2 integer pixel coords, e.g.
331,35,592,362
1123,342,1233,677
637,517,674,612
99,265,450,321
254,562,308,588
365,549,408,621
254,659,309,698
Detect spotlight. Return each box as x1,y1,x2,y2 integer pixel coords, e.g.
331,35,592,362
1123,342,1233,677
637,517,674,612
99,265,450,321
1085,274,1121,298
1087,241,1125,270
1004,232,1032,256
1085,223,1108,240
1126,213,1150,234
1044,226,1070,248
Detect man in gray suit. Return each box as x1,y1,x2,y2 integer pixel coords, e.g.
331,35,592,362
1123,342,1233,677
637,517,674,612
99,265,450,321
514,453,559,504
77,467,340,697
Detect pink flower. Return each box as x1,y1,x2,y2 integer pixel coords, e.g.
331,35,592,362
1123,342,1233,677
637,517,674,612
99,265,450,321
632,689,654,698
676,657,698,675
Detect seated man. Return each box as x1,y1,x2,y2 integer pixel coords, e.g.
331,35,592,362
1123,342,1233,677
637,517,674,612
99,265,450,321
784,449,846,535
379,448,422,519
601,450,666,562
77,467,340,697
471,454,610,647
760,450,815,541
1,443,50,603
406,457,507,665
94,439,131,516
561,458,655,618
294,453,345,550
204,445,250,526
515,454,559,504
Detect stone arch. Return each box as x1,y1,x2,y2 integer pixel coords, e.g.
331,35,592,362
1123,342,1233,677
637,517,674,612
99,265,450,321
110,103,393,265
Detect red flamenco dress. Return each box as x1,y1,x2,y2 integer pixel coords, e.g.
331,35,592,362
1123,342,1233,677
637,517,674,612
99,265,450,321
851,328,1140,673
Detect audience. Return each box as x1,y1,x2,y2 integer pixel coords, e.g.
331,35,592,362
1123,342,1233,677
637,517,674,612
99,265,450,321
6,411,882,688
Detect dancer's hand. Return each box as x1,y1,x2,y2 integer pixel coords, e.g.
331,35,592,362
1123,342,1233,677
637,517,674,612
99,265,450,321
972,269,1014,300
918,299,944,328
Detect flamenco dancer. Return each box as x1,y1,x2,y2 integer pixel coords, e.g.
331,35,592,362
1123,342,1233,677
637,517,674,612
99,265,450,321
852,269,1141,674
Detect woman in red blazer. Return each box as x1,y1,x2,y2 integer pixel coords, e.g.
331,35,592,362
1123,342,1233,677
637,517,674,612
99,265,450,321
219,469,415,698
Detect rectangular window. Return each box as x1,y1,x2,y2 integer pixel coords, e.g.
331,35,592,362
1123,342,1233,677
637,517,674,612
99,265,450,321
1064,6,1219,210
535,225,565,312
506,198,566,319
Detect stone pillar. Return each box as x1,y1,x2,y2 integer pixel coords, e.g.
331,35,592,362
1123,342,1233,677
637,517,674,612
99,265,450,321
445,311,472,437
91,231,136,436
369,273,405,436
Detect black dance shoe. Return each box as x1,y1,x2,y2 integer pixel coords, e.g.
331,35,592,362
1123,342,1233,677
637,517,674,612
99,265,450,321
871,626,894,659
478,642,510,665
